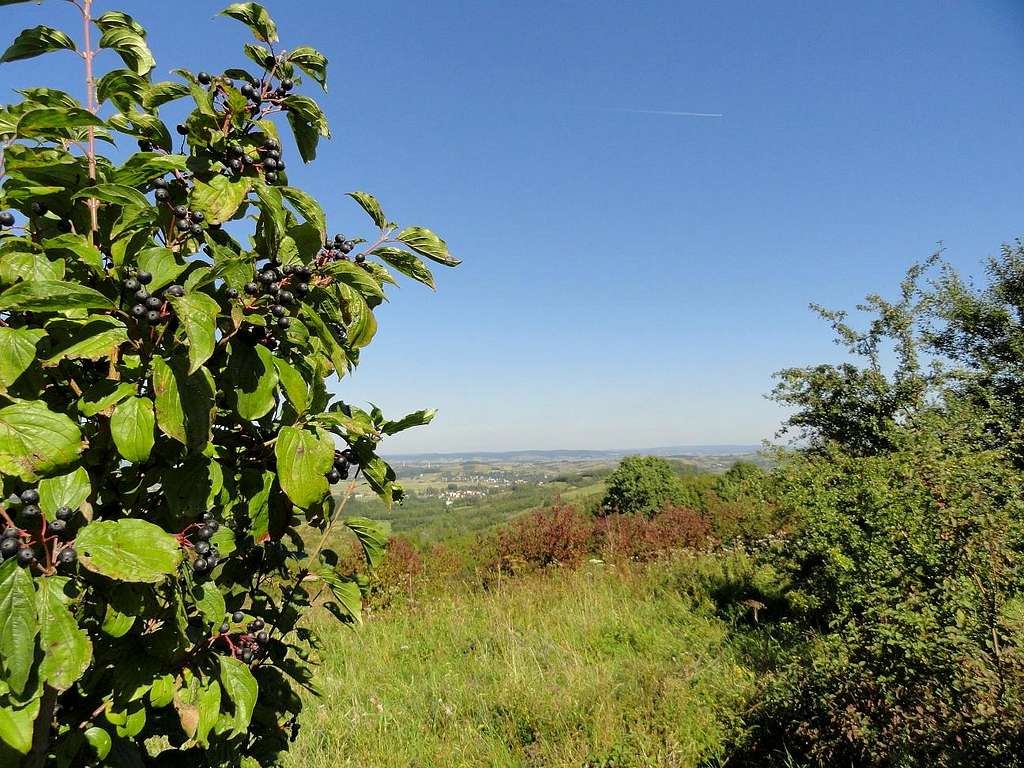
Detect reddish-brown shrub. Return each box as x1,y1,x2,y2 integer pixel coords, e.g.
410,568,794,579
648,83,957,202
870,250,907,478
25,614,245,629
495,503,592,571
594,505,710,562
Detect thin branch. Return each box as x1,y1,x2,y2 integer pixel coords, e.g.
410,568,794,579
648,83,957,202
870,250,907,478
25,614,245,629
81,0,99,241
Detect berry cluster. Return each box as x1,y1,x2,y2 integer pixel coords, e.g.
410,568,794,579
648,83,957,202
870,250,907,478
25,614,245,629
122,271,185,325
241,258,312,330
1,488,77,568
216,612,272,665
326,449,353,484
185,512,221,575
319,233,359,264
223,136,284,182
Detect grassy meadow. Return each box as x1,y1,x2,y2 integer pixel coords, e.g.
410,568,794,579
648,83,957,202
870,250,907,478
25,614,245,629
284,555,756,768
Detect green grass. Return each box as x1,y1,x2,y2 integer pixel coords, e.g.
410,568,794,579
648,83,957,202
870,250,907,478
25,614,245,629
283,556,754,768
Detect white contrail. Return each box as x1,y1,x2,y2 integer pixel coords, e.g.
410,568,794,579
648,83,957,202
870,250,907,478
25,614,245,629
608,108,723,118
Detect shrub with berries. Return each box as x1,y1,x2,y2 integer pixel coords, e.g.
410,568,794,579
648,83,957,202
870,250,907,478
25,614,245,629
0,3,459,766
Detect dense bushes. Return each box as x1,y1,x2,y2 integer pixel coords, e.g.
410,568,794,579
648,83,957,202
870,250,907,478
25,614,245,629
730,246,1024,767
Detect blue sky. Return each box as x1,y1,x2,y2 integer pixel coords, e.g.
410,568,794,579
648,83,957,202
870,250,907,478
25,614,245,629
4,1,1023,452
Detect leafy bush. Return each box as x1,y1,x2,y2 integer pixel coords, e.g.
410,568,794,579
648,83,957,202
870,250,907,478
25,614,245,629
599,456,686,517
735,248,1024,767
0,3,458,766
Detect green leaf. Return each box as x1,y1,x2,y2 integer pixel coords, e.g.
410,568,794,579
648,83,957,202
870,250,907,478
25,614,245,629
1,25,76,63
0,280,114,311
151,355,214,451
273,356,308,413
38,466,91,519
83,726,112,760
287,46,328,90
72,183,149,209
338,283,377,349
136,246,186,292
98,25,155,76
112,152,187,187
275,425,333,508
78,380,136,417
175,669,221,747
1,247,64,283
323,260,385,301
0,697,39,755
110,396,155,463
0,327,45,389
220,3,279,43
372,247,435,290
42,233,104,273
396,226,461,266
190,175,251,225
227,342,278,420
150,674,175,707
43,317,128,365
316,566,362,624
218,656,258,736
0,559,37,695
300,305,348,374
283,95,329,163
16,107,104,137
0,400,83,482
281,187,326,242
347,191,388,229
75,519,183,583
193,583,225,627
382,408,437,436
36,577,92,691
343,517,390,570
168,292,220,374
97,68,147,111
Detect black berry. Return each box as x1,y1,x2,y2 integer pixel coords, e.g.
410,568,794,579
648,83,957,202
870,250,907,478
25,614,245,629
0,212,15,227
55,506,73,521
195,540,211,555
173,205,188,218
20,489,39,504
244,282,260,296
138,271,153,285
198,72,212,85
22,505,40,518
277,317,290,329
176,124,188,135
48,519,66,536
57,548,76,565
131,304,146,318
226,287,239,299
256,630,270,644
146,309,161,323
265,172,278,183
166,284,185,298
0,538,18,557
155,188,169,201
16,548,35,566
145,296,163,310
326,468,341,483
124,277,140,292
219,621,230,633
232,611,244,623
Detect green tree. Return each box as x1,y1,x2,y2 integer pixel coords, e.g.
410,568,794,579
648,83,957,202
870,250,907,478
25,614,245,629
0,3,459,766
599,456,684,517
737,247,1024,767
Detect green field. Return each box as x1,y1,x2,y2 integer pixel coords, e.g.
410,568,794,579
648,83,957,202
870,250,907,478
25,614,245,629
284,555,755,768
